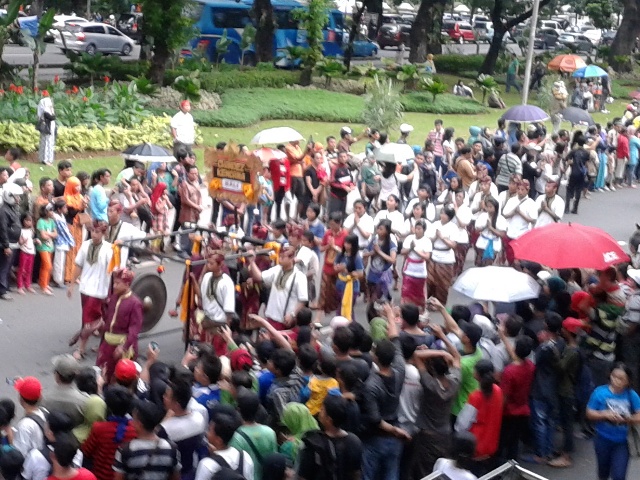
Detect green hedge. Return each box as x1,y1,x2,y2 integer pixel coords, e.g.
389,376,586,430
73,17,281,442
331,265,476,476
163,69,299,92
402,92,488,115
434,54,485,75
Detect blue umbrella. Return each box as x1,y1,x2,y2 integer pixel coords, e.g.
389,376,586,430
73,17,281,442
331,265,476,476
501,105,550,123
573,65,608,78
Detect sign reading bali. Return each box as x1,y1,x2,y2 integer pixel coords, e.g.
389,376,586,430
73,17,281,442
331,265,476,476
205,144,262,204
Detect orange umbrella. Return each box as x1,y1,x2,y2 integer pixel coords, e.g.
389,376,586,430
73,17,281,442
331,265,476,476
547,54,587,73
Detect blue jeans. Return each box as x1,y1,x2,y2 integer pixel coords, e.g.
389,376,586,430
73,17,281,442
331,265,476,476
506,73,520,93
594,435,629,480
362,435,404,480
531,398,555,458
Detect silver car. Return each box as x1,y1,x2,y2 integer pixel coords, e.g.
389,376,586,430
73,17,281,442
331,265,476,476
55,22,134,56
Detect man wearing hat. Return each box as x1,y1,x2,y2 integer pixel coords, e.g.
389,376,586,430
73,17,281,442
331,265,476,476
397,123,413,144
13,376,46,456
337,126,367,154
42,354,88,427
170,100,195,153
67,221,114,361
535,180,564,228
96,268,144,383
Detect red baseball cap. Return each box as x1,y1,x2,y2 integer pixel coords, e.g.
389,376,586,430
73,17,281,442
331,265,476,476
114,359,139,382
230,349,253,371
562,317,584,334
14,376,42,402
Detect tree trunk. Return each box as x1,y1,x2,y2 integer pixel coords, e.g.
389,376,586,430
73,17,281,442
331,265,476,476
148,42,171,84
253,0,275,63
609,0,640,71
343,4,366,71
480,28,505,74
408,0,446,63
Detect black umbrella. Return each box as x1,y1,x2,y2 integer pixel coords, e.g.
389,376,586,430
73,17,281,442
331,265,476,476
122,143,174,163
560,107,595,126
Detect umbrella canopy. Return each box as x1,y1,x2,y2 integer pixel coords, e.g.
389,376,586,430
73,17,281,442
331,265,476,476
501,105,550,123
453,4,470,12
252,147,287,163
250,127,304,144
560,106,595,126
453,266,541,302
122,143,174,163
572,65,608,78
547,54,587,73
511,223,629,269
374,142,415,164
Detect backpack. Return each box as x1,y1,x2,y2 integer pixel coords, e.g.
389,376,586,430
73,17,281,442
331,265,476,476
301,431,338,480
209,449,246,480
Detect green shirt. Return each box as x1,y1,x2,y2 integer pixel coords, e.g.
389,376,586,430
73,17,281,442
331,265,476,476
508,59,519,75
229,424,278,480
36,218,56,253
452,348,483,416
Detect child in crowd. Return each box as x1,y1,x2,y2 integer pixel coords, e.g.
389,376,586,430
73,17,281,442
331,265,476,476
52,199,75,288
150,183,173,253
36,203,57,295
17,213,37,295
304,356,339,416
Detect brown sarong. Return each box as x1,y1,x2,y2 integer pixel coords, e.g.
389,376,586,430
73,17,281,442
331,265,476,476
426,262,454,305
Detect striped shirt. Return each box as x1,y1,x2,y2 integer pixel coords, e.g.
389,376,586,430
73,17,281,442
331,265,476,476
81,420,138,480
113,438,181,480
427,129,444,157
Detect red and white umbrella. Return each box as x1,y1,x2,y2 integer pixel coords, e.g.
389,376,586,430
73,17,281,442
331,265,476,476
253,147,286,163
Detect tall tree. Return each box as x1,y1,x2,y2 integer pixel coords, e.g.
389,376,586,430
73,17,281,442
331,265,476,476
408,0,447,63
479,0,552,75
252,0,275,62
608,0,640,71
140,0,195,84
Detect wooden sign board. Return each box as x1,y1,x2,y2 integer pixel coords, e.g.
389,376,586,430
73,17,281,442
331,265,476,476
204,146,262,204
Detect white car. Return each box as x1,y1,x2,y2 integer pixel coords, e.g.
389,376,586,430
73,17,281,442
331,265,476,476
582,29,602,45
46,15,88,42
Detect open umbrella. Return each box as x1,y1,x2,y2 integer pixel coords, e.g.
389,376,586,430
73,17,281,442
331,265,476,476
374,142,415,164
250,127,304,144
501,105,550,123
252,147,287,163
573,65,608,78
511,222,629,269
560,106,595,126
122,143,174,163
547,54,587,73
453,266,541,302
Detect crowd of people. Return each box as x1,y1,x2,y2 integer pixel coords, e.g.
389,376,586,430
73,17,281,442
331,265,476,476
2,104,640,480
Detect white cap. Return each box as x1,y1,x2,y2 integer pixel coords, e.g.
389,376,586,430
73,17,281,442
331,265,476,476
329,316,350,330
400,123,414,133
340,126,352,135
628,268,640,286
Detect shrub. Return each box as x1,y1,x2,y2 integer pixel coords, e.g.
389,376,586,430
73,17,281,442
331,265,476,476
433,54,484,74
362,75,403,133
163,69,299,92
401,92,488,114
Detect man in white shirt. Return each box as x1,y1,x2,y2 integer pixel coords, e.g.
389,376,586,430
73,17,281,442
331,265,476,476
106,200,147,267
67,221,114,360
170,100,196,150
470,176,499,218
198,253,235,327
534,180,564,228
343,200,374,250
502,179,538,264
248,247,308,330
289,228,320,303
13,377,46,457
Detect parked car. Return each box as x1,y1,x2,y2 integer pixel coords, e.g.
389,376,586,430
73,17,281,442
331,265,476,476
117,12,143,43
601,30,617,46
55,22,134,55
534,28,560,49
352,37,378,57
376,22,411,49
582,29,602,45
45,15,88,43
540,20,564,32
473,20,491,42
557,33,593,52
442,20,475,43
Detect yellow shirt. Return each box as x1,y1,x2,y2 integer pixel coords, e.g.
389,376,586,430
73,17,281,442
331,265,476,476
306,375,340,415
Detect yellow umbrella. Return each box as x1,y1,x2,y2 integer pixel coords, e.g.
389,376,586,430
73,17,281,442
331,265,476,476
547,54,587,73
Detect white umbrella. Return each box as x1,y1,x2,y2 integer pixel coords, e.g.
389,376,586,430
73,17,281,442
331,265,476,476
453,266,541,303
374,142,415,164
397,2,415,11
453,4,470,13
250,127,304,144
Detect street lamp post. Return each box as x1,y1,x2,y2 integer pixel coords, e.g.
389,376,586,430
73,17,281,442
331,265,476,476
521,0,541,105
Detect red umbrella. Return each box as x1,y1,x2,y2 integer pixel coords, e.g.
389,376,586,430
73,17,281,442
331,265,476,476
511,223,629,270
252,147,286,163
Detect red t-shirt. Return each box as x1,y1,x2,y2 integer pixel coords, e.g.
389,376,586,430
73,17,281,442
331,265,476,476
81,420,137,480
468,384,504,458
500,359,535,417
48,468,97,480
321,228,348,275
269,158,291,190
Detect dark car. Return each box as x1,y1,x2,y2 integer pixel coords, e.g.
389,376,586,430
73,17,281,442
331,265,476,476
533,28,560,49
117,12,143,43
376,23,411,49
601,30,616,46
557,33,593,53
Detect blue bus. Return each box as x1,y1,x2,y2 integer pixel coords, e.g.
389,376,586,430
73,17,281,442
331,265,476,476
184,0,377,65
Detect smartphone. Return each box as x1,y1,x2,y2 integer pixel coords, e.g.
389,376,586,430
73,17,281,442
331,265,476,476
188,340,200,356
150,341,159,351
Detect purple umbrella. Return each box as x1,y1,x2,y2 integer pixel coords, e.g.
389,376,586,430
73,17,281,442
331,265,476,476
501,105,550,123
